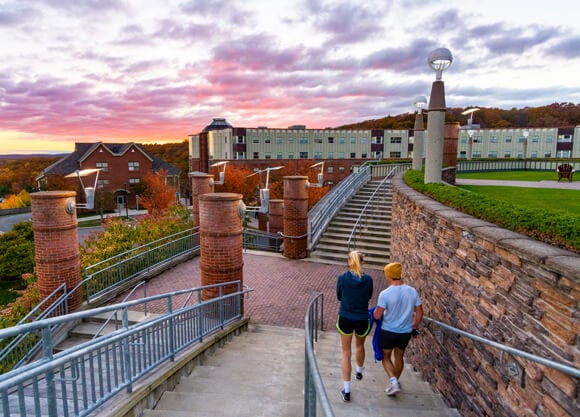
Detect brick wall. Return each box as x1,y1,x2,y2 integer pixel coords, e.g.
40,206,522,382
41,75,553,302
390,175,579,417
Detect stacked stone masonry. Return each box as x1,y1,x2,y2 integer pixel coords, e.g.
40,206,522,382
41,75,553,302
389,175,579,417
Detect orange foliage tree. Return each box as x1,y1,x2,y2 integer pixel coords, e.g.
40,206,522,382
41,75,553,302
212,165,260,204
267,160,329,208
138,169,177,215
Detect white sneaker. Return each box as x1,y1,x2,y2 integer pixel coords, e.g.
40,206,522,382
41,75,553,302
385,383,400,396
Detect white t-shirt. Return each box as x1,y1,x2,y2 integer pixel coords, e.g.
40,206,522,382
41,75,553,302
377,284,422,334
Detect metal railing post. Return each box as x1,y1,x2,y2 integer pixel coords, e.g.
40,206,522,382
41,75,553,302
42,327,58,417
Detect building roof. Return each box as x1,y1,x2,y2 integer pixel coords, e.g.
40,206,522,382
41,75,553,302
38,142,181,179
202,118,233,132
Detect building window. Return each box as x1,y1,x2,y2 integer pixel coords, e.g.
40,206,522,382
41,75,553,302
339,137,345,144
338,152,345,158
277,137,283,144
373,151,381,159
558,135,572,143
314,138,322,144
459,151,467,158
473,137,483,143
237,136,245,144
361,138,368,144
265,137,271,144
253,137,259,144
97,179,110,186
96,162,109,172
546,137,553,143
517,152,523,158
265,152,271,159
350,152,356,158
556,150,571,157
544,152,551,157
361,153,367,158
390,137,402,144
350,137,357,144
460,138,467,144
518,137,525,143
490,136,498,143
532,136,539,143
326,180,334,186
300,137,308,144
327,152,334,158
327,166,334,174
314,151,323,159
299,151,309,159
473,151,482,158
288,152,294,159
504,151,511,158
129,178,140,184
389,152,401,158
488,151,498,158
328,137,334,144
372,137,383,144
253,152,259,159
338,166,345,173
235,152,245,160
128,161,140,171
276,152,283,159
530,151,538,158
288,138,295,144
505,136,512,143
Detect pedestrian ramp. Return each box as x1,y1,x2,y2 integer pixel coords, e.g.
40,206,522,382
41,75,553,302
143,324,462,417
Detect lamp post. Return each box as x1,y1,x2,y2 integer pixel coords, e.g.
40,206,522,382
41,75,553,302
467,130,474,160
124,183,129,218
412,96,427,171
425,48,453,184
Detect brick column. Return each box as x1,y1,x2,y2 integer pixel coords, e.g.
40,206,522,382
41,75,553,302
258,212,268,231
31,191,82,312
189,172,214,227
443,122,460,185
268,199,284,233
199,193,244,310
283,176,309,259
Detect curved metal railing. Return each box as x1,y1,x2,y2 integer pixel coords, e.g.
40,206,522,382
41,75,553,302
304,292,334,417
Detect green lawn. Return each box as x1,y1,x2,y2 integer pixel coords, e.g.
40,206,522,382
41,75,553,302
459,186,580,214
457,170,577,182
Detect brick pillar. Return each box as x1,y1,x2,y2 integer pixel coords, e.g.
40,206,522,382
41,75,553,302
268,199,284,233
258,212,268,231
190,172,214,227
199,193,244,311
31,191,82,312
283,176,309,259
443,122,460,185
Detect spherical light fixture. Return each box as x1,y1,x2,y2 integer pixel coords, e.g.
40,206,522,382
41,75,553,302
413,96,428,113
428,48,453,81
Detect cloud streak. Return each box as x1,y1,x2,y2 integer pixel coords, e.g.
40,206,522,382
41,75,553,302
0,0,578,153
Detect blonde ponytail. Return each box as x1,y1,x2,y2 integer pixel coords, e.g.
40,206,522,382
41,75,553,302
348,250,364,278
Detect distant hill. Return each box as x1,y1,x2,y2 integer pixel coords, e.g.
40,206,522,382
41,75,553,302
338,102,580,130
0,154,68,159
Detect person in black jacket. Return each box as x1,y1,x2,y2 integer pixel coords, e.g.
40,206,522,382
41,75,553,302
336,250,374,402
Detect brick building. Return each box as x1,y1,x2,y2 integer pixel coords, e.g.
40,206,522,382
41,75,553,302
37,142,180,210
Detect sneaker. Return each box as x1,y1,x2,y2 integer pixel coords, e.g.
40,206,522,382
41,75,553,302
355,372,363,381
385,383,400,396
340,389,351,402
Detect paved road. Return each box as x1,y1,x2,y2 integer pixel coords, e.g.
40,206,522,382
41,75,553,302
0,212,31,233
456,179,580,190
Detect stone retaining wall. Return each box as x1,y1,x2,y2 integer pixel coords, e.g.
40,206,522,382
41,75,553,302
390,174,579,417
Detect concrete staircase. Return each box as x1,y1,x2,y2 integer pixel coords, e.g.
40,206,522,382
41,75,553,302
310,180,392,269
143,324,461,417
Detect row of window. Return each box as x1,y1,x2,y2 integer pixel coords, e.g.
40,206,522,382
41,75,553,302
244,137,402,145
245,151,402,160
459,150,572,158
460,136,571,144
96,178,141,186
95,161,141,172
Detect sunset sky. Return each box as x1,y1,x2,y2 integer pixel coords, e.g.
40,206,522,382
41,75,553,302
1,0,578,154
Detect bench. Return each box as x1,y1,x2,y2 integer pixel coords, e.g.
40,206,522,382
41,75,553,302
556,163,575,182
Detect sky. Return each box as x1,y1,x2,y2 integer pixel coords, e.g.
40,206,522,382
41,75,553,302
0,0,579,154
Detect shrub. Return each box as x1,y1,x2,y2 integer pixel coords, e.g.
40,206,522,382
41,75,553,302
404,170,579,253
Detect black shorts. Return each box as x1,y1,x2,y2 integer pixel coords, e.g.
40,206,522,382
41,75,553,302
379,329,412,350
336,316,370,337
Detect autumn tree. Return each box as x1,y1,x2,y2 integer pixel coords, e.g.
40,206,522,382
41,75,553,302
212,164,260,204
138,169,177,215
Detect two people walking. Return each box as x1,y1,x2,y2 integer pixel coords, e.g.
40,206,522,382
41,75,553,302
336,251,423,402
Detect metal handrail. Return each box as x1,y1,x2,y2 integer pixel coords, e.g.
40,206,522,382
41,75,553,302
92,280,147,339
304,292,334,417
308,165,370,250
346,168,395,252
425,317,580,378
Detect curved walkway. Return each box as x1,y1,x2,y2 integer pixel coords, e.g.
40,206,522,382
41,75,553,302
456,178,580,189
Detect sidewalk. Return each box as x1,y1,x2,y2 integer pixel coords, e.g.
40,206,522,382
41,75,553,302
456,179,580,190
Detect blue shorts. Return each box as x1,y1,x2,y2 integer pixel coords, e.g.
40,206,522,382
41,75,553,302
336,315,370,337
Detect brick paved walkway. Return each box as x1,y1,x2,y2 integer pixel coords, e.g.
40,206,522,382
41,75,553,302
115,251,388,330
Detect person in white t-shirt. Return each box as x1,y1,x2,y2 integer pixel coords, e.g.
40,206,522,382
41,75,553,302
373,262,423,396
